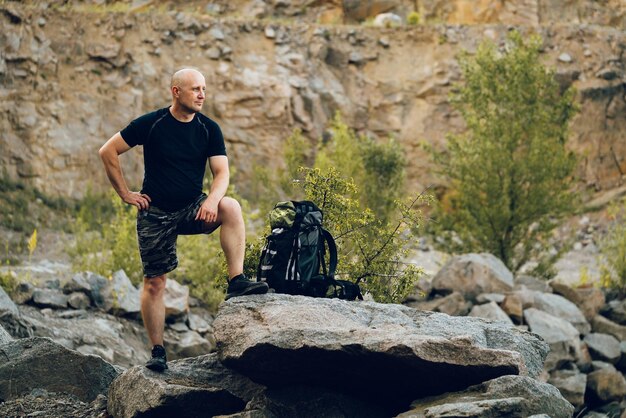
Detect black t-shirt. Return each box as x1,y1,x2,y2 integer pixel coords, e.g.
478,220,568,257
120,107,227,211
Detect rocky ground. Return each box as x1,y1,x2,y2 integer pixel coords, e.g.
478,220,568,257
0,392,107,418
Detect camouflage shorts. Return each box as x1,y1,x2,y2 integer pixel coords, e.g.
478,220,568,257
136,193,219,278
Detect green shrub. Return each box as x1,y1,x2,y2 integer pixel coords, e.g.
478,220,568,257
599,198,626,296
427,31,578,274
407,11,421,25
245,113,425,303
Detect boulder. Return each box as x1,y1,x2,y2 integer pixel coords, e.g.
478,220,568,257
63,272,93,295
550,282,605,321
0,284,19,316
342,0,398,22
395,375,574,418
164,278,189,321
468,301,514,325
31,288,69,309
188,309,213,334
585,363,626,405
214,294,548,414
81,271,111,309
524,308,582,370
514,275,552,293
501,294,523,323
475,293,506,304
0,337,118,402
548,370,587,409
107,353,264,418
591,314,626,341
532,292,591,334
584,333,622,364
102,270,140,316
0,323,13,344
67,292,91,310
407,291,472,316
166,330,214,359
431,253,514,301
12,281,34,304
617,341,626,372
601,299,626,325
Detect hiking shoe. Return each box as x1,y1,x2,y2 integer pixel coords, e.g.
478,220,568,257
145,345,168,372
226,274,269,300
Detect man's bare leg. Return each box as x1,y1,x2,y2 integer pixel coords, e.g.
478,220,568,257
141,274,166,345
141,274,168,371
216,197,246,278
213,197,268,298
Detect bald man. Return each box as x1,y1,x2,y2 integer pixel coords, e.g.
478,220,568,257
99,68,268,372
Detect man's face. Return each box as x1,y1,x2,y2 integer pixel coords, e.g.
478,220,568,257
174,72,206,113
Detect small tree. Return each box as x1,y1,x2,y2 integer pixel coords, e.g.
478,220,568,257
430,31,578,274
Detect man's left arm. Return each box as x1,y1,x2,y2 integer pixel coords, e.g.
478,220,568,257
195,155,229,223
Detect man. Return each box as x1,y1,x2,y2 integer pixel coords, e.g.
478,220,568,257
99,68,268,372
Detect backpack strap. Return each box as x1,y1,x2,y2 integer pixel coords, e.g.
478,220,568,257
321,228,337,279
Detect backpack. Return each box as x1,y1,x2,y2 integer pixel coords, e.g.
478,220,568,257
257,201,363,300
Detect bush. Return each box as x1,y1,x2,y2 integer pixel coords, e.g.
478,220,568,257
244,113,426,303
407,11,421,25
599,198,626,296
428,31,578,274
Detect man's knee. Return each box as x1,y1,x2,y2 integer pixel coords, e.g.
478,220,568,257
219,197,242,219
143,275,166,297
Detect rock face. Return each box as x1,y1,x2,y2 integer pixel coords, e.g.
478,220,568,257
214,294,548,413
107,353,264,418
0,337,118,402
0,4,624,198
396,375,574,418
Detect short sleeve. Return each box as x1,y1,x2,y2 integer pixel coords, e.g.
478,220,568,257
207,119,227,157
120,111,161,147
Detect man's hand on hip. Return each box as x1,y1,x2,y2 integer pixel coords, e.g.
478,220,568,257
122,191,151,210
196,198,219,223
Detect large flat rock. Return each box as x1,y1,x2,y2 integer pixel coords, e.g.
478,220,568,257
108,353,264,418
0,337,118,402
395,375,574,418
214,294,548,413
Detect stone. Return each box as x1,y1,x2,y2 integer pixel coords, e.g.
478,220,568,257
406,291,472,316
586,364,626,404
515,275,551,293
550,281,605,321
584,333,622,364
76,345,116,364
63,273,93,295
12,281,34,304
469,301,514,325
524,308,582,370
475,293,506,304
342,0,397,22
396,375,574,418
373,12,402,27
188,309,213,334
67,292,91,310
107,353,264,418
102,270,140,316
431,253,514,301
501,294,523,323
166,330,213,359
264,26,276,39
214,294,549,413
31,288,69,309
164,278,189,321
601,300,626,325
0,337,118,402
79,272,109,308
617,341,626,372
558,52,573,63
0,284,19,316
0,323,13,344
532,292,591,334
548,370,587,408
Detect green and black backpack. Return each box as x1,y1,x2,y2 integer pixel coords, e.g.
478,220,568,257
257,201,362,300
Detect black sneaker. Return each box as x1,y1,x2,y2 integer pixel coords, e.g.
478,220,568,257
145,345,168,372
225,274,269,300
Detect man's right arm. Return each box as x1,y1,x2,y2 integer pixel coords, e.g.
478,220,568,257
99,132,151,210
